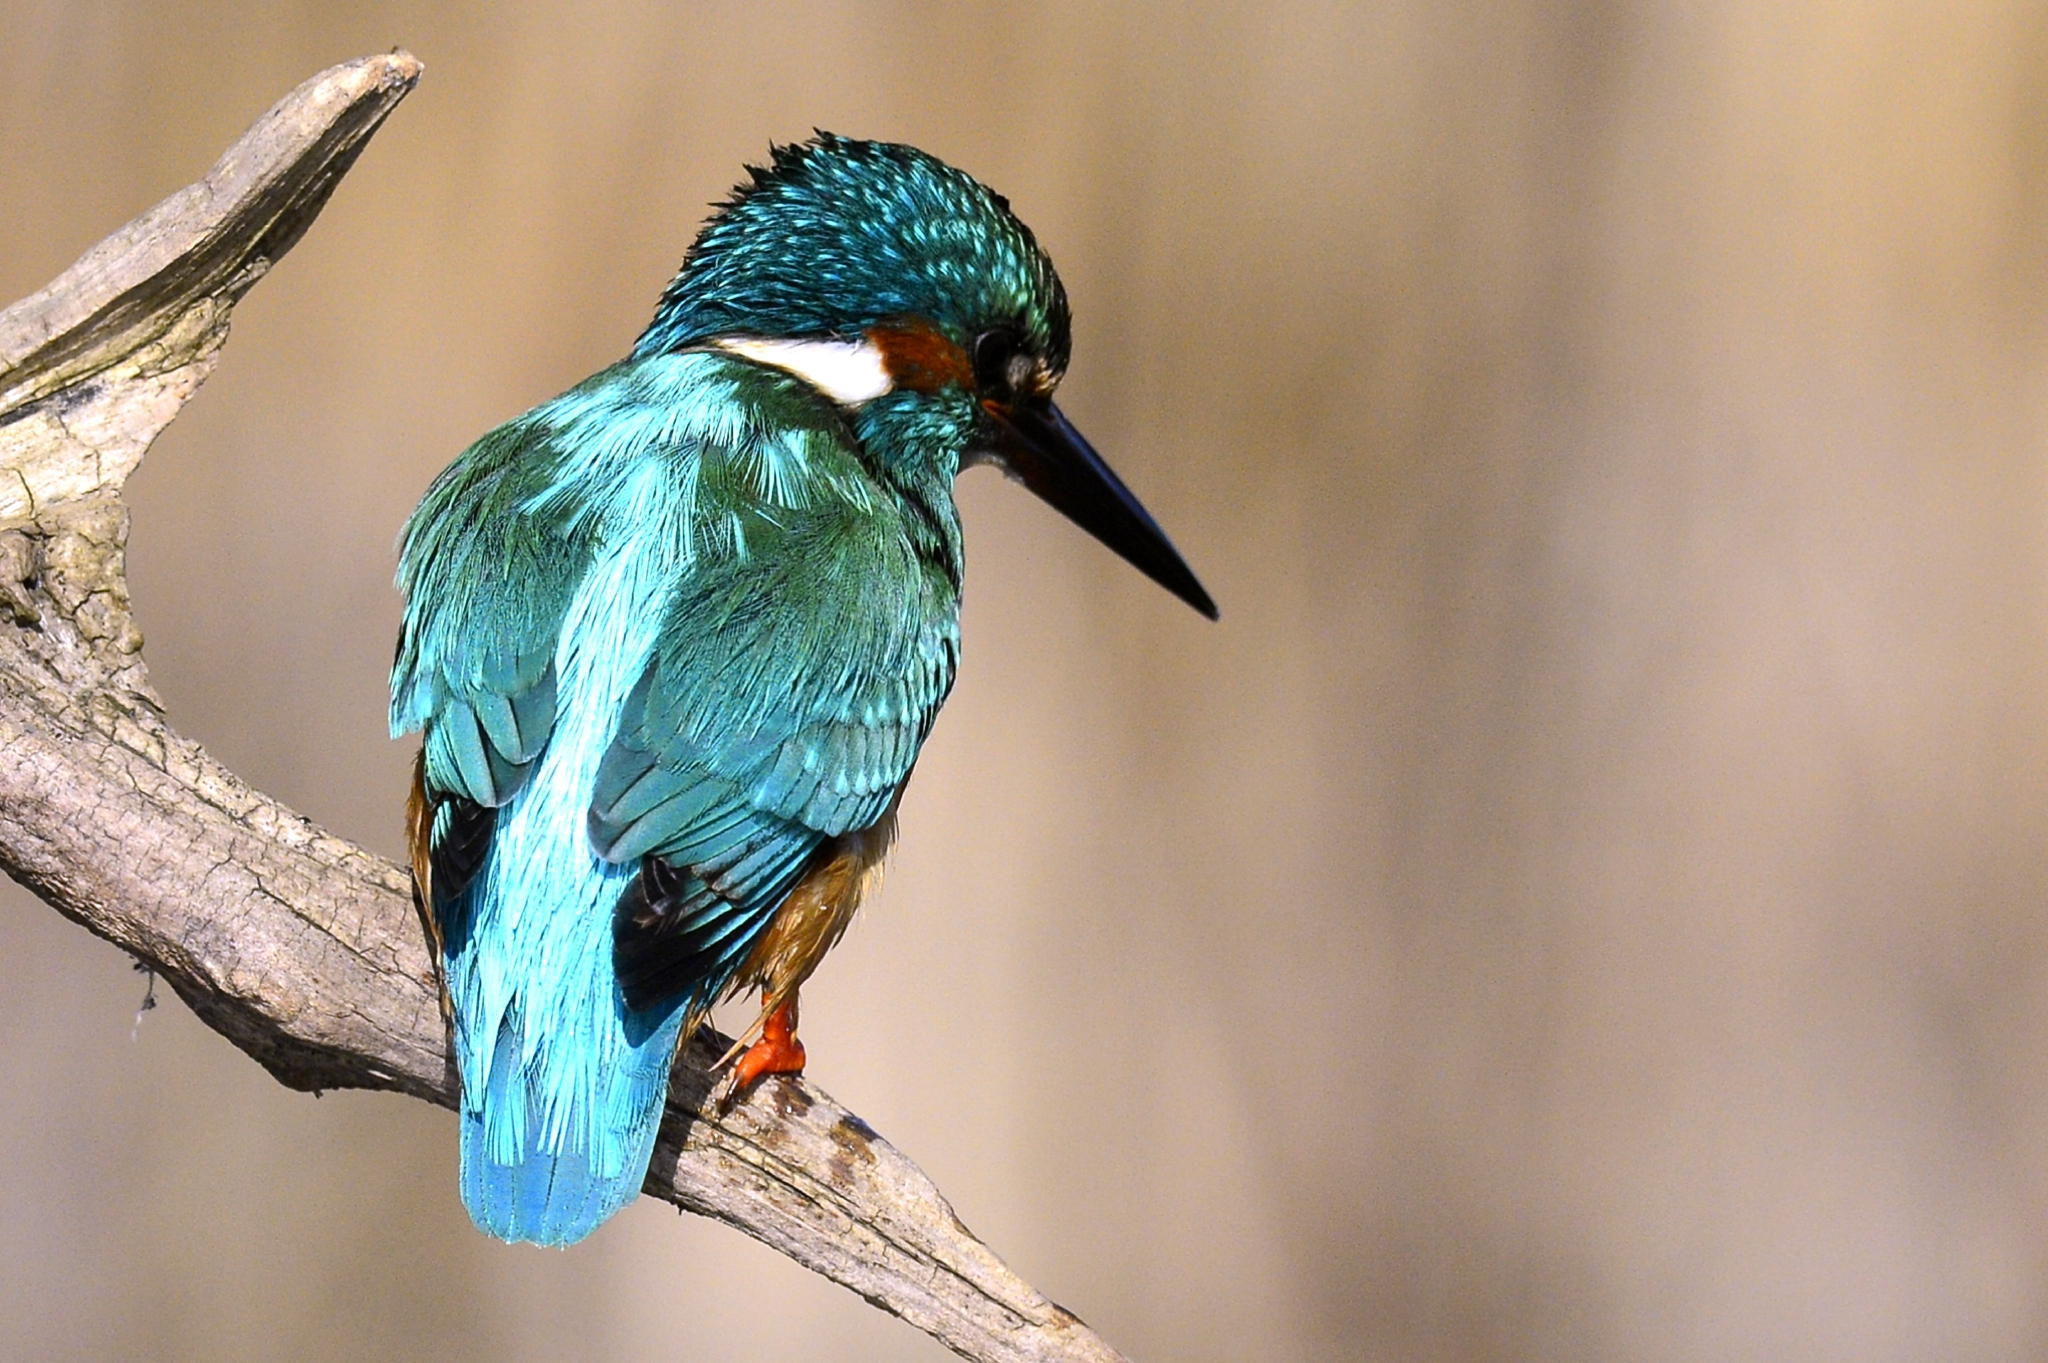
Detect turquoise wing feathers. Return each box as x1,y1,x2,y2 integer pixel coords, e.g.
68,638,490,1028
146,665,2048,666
390,418,584,807
593,496,958,1010
598,518,955,854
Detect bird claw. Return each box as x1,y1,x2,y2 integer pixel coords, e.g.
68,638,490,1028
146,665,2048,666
711,996,806,1111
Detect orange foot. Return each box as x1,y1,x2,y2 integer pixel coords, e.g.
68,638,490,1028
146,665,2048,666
729,996,806,1098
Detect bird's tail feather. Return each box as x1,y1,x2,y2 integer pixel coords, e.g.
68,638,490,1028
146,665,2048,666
458,1005,687,1247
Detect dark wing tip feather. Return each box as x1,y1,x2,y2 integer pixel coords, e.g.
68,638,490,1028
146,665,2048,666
611,839,819,1014
408,747,497,1016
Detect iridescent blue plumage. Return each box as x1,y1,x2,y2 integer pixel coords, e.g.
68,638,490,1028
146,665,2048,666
394,135,1212,1247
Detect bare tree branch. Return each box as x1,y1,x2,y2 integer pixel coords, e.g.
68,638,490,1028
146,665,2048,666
0,54,1124,1363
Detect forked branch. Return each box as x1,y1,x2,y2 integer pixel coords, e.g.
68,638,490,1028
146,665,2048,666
0,54,1120,1363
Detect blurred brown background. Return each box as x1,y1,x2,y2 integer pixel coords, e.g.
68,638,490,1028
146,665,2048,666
7,2,2048,1360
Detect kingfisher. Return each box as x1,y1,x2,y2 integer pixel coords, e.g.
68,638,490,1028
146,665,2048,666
391,135,1216,1247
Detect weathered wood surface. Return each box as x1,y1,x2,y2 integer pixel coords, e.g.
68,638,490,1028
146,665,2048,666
0,53,1124,1363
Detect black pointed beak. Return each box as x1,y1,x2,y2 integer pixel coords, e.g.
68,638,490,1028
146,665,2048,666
988,401,1218,620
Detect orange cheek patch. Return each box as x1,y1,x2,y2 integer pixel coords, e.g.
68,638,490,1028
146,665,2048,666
867,318,973,393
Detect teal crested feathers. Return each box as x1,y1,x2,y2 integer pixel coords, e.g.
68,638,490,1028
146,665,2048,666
635,134,1068,369
393,134,1211,1248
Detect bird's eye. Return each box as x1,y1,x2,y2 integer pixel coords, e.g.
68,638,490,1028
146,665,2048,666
973,329,1025,404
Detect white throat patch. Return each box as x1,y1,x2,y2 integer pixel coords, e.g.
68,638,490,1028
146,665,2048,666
712,336,894,405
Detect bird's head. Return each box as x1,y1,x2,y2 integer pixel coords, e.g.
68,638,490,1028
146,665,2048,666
636,135,1216,620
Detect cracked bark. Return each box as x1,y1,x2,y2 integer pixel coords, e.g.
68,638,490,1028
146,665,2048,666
0,53,1124,1363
